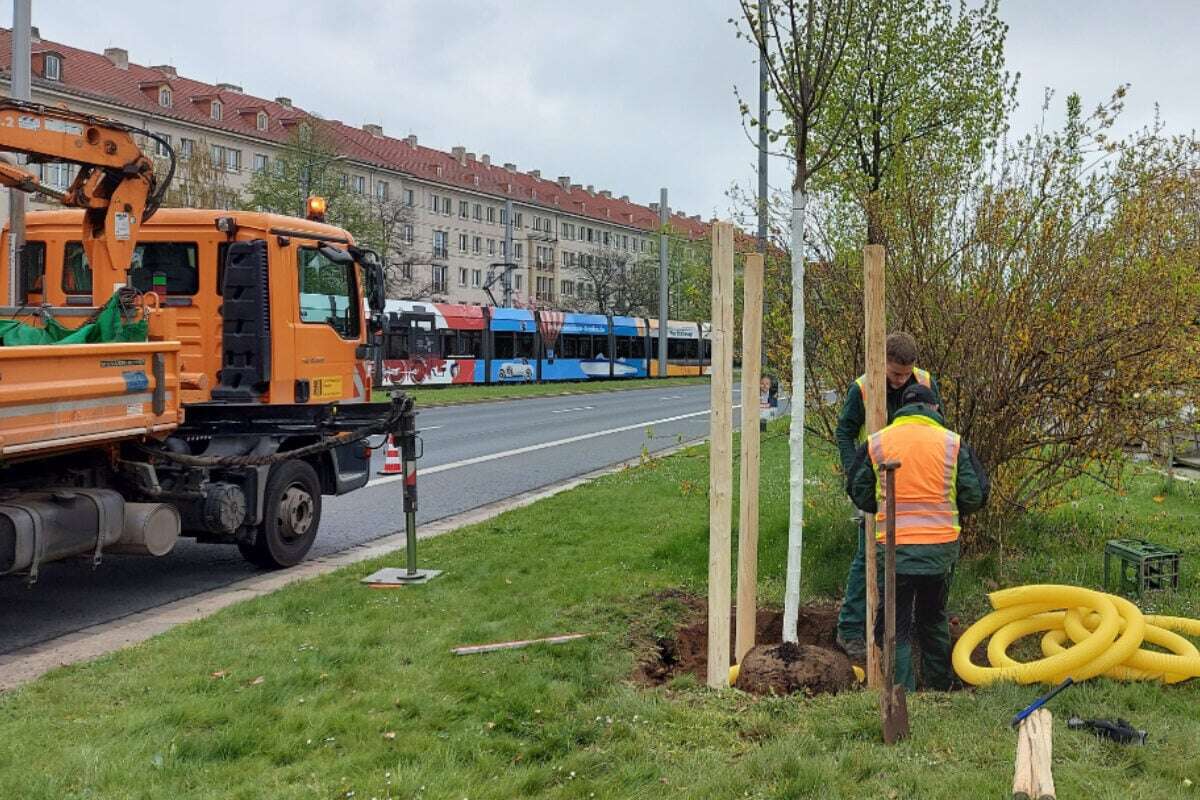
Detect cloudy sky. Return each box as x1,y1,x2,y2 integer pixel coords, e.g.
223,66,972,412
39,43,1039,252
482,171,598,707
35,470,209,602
18,1,1200,219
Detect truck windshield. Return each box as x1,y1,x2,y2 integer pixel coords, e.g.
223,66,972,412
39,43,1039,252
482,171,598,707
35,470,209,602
298,246,360,339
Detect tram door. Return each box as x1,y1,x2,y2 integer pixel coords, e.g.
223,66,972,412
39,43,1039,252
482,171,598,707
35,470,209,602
383,310,438,385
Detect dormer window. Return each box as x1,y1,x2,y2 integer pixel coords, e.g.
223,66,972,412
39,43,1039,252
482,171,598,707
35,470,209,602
256,111,268,131
211,100,222,121
158,86,172,108
44,53,61,81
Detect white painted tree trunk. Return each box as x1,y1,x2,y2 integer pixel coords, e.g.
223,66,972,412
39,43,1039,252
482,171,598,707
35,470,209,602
782,185,807,643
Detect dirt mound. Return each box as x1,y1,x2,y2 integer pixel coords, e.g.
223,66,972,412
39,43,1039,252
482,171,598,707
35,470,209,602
735,641,855,696
633,595,844,691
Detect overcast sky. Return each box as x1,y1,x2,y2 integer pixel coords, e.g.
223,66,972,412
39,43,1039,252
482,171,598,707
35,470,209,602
18,1,1200,220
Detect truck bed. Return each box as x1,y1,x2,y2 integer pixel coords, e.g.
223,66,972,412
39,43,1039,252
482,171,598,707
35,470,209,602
0,341,182,458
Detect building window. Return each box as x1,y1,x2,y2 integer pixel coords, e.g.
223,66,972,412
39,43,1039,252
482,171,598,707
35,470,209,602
441,196,452,215
459,200,469,219
603,231,610,246
158,86,172,107
472,269,482,288
562,280,574,296
403,188,414,207
153,134,172,158
257,111,268,131
433,231,448,259
486,206,496,224
352,175,366,194
400,262,413,280
211,100,222,121
514,212,523,228
179,138,194,159
39,162,71,190
210,145,240,173
458,267,468,287
429,192,439,210
514,274,522,291
586,227,594,243
402,224,414,245
432,265,447,293
499,208,507,225
473,203,482,221
458,233,468,253
487,239,496,256
43,53,62,81
500,241,507,259
472,236,481,255
253,153,269,173
514,243,523,261
376,180,389,200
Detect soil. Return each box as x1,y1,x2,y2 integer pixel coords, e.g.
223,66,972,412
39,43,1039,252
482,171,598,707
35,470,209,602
735,641,855,696
631,590,985,695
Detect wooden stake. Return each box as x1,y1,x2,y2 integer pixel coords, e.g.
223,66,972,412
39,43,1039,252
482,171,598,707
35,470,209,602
878,460,909,745
707,222,735,688
1012,709,1056,800
736,252,765,664
863,244,887,689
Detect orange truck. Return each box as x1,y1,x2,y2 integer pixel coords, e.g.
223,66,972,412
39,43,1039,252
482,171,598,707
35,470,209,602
0,99,407,578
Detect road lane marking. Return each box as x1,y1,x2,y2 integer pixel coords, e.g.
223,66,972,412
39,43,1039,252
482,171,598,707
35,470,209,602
418,425,443,432
659,395,683,400
551,406,595,414
370,404,742,486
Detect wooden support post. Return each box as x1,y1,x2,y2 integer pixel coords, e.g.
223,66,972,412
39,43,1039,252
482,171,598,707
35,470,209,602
736,252,765,664
878,461,909,745
862,244,886,689
707,221,735,688
1012,709,1056,800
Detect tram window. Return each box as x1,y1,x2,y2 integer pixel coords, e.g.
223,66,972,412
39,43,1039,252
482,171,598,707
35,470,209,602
412,331,438,356
668,338,698,360
493,332,515,359
459,330,482,358
514,332,535,359
440,331,459,357
616,336,640,359
385,333,409,360
702,340,712,360
557,334,576,359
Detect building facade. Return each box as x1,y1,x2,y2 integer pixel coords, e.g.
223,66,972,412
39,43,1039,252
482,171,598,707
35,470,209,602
0,28,709,311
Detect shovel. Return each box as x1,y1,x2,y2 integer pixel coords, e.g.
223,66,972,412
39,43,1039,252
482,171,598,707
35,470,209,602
877,460,910,744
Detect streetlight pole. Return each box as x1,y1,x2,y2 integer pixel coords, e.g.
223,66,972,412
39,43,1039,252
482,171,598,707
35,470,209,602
657,188,668,377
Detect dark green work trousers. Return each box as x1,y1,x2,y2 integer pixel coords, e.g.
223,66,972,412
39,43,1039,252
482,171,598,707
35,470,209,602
872,569,955,692
836,517,868,642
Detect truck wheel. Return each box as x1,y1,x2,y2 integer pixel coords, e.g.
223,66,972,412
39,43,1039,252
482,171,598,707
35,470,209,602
238,460,322,569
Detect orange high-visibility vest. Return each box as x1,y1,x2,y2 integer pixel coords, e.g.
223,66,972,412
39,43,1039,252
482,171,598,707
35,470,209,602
854,367,932,444
867,414,961,545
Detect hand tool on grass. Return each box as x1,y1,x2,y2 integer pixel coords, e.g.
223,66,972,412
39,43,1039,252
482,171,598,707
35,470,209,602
1067,716,1147,745
877,460,909,744
1011,677,1074,729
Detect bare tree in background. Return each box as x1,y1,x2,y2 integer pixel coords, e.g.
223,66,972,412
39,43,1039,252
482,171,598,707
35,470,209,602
152,137,240,209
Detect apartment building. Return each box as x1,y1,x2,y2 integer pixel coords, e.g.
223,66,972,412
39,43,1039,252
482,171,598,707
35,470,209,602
0,27,710,310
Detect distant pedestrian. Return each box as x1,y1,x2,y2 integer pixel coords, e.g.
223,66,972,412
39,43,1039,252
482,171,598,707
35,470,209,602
845,383,989,690
833,332,941,661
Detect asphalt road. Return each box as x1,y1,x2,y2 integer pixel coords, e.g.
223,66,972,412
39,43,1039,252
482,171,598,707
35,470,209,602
0,382,739,655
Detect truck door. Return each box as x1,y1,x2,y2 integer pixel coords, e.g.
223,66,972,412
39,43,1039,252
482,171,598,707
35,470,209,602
293,243,367,403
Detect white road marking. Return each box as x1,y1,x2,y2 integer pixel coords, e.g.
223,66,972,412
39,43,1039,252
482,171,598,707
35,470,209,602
370,404,741,487
659,395,684,400
418,425,443,432
551,406,595,414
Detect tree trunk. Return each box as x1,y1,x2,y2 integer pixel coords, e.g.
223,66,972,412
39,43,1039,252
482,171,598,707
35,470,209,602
782,185,808,643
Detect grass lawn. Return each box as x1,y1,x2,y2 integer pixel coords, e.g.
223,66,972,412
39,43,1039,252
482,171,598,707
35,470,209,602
2,428,1198,799
371,376,709,408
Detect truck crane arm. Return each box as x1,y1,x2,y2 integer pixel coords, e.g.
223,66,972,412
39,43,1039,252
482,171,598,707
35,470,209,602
0,99,173,301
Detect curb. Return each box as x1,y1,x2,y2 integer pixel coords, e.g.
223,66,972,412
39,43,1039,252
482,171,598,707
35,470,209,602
0,438,705,692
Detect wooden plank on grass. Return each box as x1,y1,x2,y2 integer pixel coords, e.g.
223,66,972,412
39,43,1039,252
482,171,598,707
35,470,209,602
708,221,735,688
451,633,589,656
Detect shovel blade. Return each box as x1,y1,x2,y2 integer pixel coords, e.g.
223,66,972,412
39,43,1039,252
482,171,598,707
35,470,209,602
881,685,911,744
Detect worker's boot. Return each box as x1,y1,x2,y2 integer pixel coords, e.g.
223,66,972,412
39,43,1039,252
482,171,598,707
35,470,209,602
836,633,867,664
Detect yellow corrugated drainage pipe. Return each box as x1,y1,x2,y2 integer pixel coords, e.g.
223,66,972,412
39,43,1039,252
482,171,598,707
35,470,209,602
952,585,1200,686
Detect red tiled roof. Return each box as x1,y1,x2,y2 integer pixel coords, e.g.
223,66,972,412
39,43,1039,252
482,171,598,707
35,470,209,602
0,28,712,241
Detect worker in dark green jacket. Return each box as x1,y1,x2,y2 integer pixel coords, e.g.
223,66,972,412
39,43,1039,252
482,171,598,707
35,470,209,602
834,332,942,660
846,384,988,691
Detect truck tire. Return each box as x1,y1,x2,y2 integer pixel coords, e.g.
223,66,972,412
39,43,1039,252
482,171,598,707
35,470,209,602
238,460,322,569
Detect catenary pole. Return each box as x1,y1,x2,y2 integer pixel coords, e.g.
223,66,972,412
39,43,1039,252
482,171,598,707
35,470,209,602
657,187,668,375
8,0,31,306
